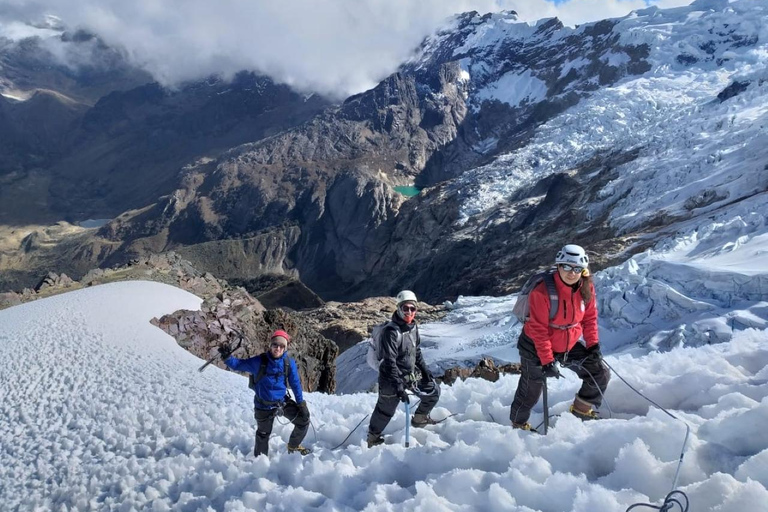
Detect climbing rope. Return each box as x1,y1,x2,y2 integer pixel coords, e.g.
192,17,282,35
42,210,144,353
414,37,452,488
538,355,690,511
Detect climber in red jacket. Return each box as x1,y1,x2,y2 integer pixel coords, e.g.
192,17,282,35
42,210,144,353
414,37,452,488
509,244,610,431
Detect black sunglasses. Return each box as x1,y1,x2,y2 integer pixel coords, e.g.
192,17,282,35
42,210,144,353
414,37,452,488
559,264,585,273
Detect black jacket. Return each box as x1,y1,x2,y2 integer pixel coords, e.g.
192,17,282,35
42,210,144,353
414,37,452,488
379,312,430,392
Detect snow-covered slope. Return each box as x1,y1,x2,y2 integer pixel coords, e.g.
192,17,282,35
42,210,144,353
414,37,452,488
449,0,768,230
2,278,767,510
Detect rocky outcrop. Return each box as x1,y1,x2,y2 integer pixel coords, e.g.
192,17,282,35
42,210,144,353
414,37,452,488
34,272,75,292
151,289,338,393
298,297,447,353
440,357,521,385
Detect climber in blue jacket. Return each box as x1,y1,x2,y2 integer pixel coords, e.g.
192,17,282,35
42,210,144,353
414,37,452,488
219,329,311,456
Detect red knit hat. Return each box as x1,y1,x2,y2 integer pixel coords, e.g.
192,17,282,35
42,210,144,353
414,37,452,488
271,330,291,343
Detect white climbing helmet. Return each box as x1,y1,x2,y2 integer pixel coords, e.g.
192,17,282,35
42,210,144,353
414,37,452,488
396,290,418,305
555,244,589,268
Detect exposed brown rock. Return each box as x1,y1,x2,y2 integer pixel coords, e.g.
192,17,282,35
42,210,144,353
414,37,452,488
298,297,447,353
152,291,338,394
34,272,75,291
440,357,521,385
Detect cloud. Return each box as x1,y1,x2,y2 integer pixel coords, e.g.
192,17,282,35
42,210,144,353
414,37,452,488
0,0,693,98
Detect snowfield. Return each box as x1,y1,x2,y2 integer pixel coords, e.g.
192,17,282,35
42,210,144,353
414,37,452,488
1,262,767,512
1,1,768,510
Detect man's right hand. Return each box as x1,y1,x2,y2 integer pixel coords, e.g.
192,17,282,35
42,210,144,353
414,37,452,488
397,388,410,404
541,362,561,379
218,344,232,360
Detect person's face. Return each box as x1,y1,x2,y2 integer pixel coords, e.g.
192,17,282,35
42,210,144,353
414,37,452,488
557,264,584,285
399,302,417,324
270,336,288,357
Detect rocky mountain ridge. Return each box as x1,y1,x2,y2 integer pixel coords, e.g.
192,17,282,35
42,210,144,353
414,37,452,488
2,1,766,307
16,8,658,300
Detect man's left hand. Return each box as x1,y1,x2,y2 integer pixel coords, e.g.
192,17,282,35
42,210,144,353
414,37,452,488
587,344,602,358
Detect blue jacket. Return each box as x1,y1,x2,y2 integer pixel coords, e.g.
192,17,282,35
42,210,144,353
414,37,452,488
225,352,304,409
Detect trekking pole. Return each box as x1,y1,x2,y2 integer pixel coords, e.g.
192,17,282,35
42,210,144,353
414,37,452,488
404,400,411,448
197,330,244,372
542,377,549,435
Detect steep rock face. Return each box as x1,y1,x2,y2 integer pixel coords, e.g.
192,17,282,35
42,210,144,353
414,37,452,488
68,62,470,298
358,150,647,302
48,73,332,221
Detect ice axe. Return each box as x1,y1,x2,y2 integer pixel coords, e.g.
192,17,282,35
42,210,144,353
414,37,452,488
197,328,245,372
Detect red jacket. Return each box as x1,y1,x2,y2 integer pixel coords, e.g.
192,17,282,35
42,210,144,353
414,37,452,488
522,273,599,365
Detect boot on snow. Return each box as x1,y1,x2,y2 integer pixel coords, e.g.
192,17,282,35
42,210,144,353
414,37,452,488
512,422,538,433
367,433,385,448
411,414,438,428
287,444,312,455
570,396,600,421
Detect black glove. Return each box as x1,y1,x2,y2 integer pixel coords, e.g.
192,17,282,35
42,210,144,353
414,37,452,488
397,387,410,404
297,401,309,416
541,362,561,379
420,370,433,385
587,344,602,358
218,344,232,360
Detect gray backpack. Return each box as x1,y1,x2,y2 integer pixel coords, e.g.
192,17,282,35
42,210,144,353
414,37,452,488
511,270,559,323
366,321,401,370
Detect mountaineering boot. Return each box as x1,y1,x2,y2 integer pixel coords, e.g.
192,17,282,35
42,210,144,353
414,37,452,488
367,433,385,448
287,444,312,455
570,396,600,421
411,414,438,428
512,422,538,433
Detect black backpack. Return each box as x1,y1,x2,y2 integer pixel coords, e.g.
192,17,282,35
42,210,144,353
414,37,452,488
248,353,291,391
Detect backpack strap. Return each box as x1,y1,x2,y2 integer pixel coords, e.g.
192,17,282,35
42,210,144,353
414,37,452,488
543,272,579,329
543,272,559,321
251,353,295,404
248,353,270,390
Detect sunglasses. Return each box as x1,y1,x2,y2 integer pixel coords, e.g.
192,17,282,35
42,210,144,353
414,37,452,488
400,305,417,313
559,264,585,274
270,342,287,350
